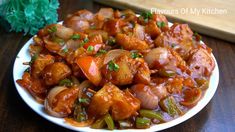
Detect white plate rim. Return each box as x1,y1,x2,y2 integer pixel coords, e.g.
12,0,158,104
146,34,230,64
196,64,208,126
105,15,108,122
13,22,219,132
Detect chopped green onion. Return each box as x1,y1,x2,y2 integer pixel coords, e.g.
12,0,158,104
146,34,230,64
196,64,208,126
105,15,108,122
52,36,64,45
71,34,81,40
80,37,89,47
157,21,165,28
78,98,89,104
99,49,107,53
73,104,88,122
84,37,89,43
107,37,116,46
29,54,38,65
139,109,165,122
96,49,107,56
91,117,106,129
108,60,119,72
87,46,94,52
140,11,152,22
62,48,68,53
59,78,73,86
104,114,115,130
131,52,143,59
48,26,57,33
159,96,183,117
135,117,151,129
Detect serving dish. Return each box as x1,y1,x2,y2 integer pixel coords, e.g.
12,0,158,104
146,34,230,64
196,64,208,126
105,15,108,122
13,19,219,131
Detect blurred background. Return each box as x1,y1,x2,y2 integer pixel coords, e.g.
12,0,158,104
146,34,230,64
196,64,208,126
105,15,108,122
95,0,235,42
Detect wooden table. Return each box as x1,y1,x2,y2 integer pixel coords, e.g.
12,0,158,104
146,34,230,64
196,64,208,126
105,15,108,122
0,0,234,131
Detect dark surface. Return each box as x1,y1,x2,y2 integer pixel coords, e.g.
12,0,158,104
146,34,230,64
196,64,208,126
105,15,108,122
0,0,234,131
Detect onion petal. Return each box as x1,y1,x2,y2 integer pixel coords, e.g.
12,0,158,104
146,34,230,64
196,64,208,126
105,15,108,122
78,80,93,98
151,84,169,100
131,84,159,109
44,86,68,117
66,40,81,50
133,24,145,40
103,49,128,65
144,47,169,68
55,25,74,40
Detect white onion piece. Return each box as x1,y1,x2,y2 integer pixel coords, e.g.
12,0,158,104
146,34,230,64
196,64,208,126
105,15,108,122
103,49,128,65
55,25,74,40
151,84,169,100
45,100,68,118
144,47,169,68
76,10,94,21
44,86,68,117
66,18,90,32
98,8,114,19
66,40,80,50
133,24,145,40
131,84,159,109
78,80,93,98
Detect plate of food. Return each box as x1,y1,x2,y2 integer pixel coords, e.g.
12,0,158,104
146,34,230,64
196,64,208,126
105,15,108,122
13,8,219,131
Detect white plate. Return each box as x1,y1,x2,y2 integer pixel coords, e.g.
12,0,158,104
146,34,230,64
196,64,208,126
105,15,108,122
13,26,219,132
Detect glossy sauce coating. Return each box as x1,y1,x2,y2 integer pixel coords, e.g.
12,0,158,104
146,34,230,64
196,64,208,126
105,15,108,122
16,8,215,129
